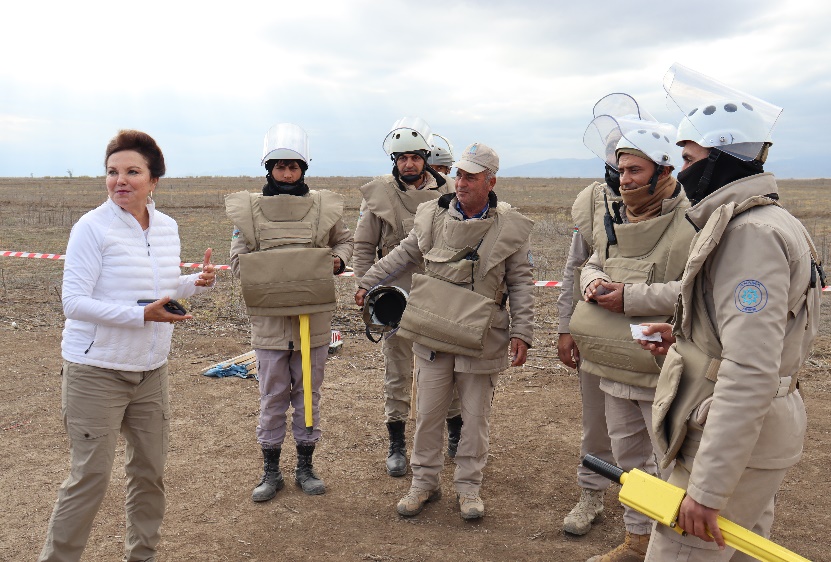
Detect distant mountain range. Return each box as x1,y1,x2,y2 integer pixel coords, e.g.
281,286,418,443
501,157,828,180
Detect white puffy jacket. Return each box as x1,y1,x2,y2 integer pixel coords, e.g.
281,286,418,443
61,198,207,371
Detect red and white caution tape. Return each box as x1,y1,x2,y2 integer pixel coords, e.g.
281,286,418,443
4,250,829,291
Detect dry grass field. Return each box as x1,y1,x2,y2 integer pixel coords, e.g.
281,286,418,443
1,175,829,561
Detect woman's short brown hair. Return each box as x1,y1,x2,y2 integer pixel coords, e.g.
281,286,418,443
105,130,166,179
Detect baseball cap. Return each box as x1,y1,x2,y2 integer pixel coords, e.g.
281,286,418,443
454,143,499,174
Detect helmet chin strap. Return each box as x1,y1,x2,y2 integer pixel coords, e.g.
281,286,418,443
697,149,721,195
648,166,662,195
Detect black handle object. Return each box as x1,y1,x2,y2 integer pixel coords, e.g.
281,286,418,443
582,454,625,484
137,299,187,316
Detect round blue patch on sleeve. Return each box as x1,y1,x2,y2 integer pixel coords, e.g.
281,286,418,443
734,280,768,313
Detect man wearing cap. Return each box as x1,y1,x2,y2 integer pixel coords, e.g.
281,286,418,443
356,142,534,520
353,118,461,478
568,113,695,561
635,65,821,562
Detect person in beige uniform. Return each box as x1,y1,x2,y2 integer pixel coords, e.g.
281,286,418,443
356,143,534,520
571,110,694,562
428,133,454,175
559,94,653,537
635,64,821,562
352,117,459,477
226,123,353,500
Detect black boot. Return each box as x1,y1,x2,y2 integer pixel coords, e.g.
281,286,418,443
446,415,463,459
252,446,284,502
386,421,407,477
295,443,325,495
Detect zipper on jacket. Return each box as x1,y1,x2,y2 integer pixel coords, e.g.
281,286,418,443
84,325,98,354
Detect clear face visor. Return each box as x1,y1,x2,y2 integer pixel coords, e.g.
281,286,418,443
664,63,782,161
262,123,310,165
592,92,656,122
428,134,454,166
382,116,433,156
585,116,680,170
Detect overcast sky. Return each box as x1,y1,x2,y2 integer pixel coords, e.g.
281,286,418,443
1,0,829,178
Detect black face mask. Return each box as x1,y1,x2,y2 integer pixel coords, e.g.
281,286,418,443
677,149,764,205
604,164,621,195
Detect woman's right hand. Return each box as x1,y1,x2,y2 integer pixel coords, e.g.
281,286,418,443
142,296,193,323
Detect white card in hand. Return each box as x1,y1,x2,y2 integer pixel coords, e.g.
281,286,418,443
630,324,662,342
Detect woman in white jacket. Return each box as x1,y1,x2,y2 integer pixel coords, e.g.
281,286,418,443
39,130,216,562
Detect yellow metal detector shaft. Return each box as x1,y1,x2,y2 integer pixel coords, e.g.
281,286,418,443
583,455,811,562
299,314,313,433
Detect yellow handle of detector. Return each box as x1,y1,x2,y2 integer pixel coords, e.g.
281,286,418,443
669,517,811,562
584,457,811,562
299,314,313,433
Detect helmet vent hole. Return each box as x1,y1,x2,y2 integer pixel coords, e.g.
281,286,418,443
724,103,738,113
652,132,660,139
703,105,717,115
689,108,698,116
742,102,754,111
411,131,418,137
638,129,647,134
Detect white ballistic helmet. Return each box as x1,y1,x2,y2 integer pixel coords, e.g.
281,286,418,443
382,116,433,157
585,115,679,170
261,123,310,166
664,63,782,161
584,93,660,169
615,118,679,168
428,134,454,167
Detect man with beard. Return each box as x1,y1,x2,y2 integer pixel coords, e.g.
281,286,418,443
569,110,694,562
353,118,462,477
226,123,353,501
637,64,821,562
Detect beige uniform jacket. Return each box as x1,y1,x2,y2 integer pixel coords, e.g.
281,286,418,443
678,173,817,510
359,196,534,374
353,173,453,292
229,194,354,350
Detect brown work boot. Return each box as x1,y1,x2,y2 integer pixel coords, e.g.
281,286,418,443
397,487,441,517
457,491,485,520
563,488,604,535
586,531,650,562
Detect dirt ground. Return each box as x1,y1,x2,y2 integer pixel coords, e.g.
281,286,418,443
1,176,830,561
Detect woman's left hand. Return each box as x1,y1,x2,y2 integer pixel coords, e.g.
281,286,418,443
196,248,216,287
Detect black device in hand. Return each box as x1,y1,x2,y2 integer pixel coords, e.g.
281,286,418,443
137,299,188,316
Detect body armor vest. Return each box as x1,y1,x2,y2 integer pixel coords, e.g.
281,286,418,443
570,182,621,309
359,176,448,257
396,200,533,358
225,190,344,316
568,198,695,387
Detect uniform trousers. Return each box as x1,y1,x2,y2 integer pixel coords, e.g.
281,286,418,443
409,347,499,494
39,361,170,562
604,392,661,535
577,368,614,491
645,456,786,561
256,346,327,447
382,333,460,423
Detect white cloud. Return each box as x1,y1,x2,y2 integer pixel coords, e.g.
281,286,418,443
0,0,829,176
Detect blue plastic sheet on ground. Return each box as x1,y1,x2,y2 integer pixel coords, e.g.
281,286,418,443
203,364,257,380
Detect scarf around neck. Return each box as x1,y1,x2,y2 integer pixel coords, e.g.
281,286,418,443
621,173,677,223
